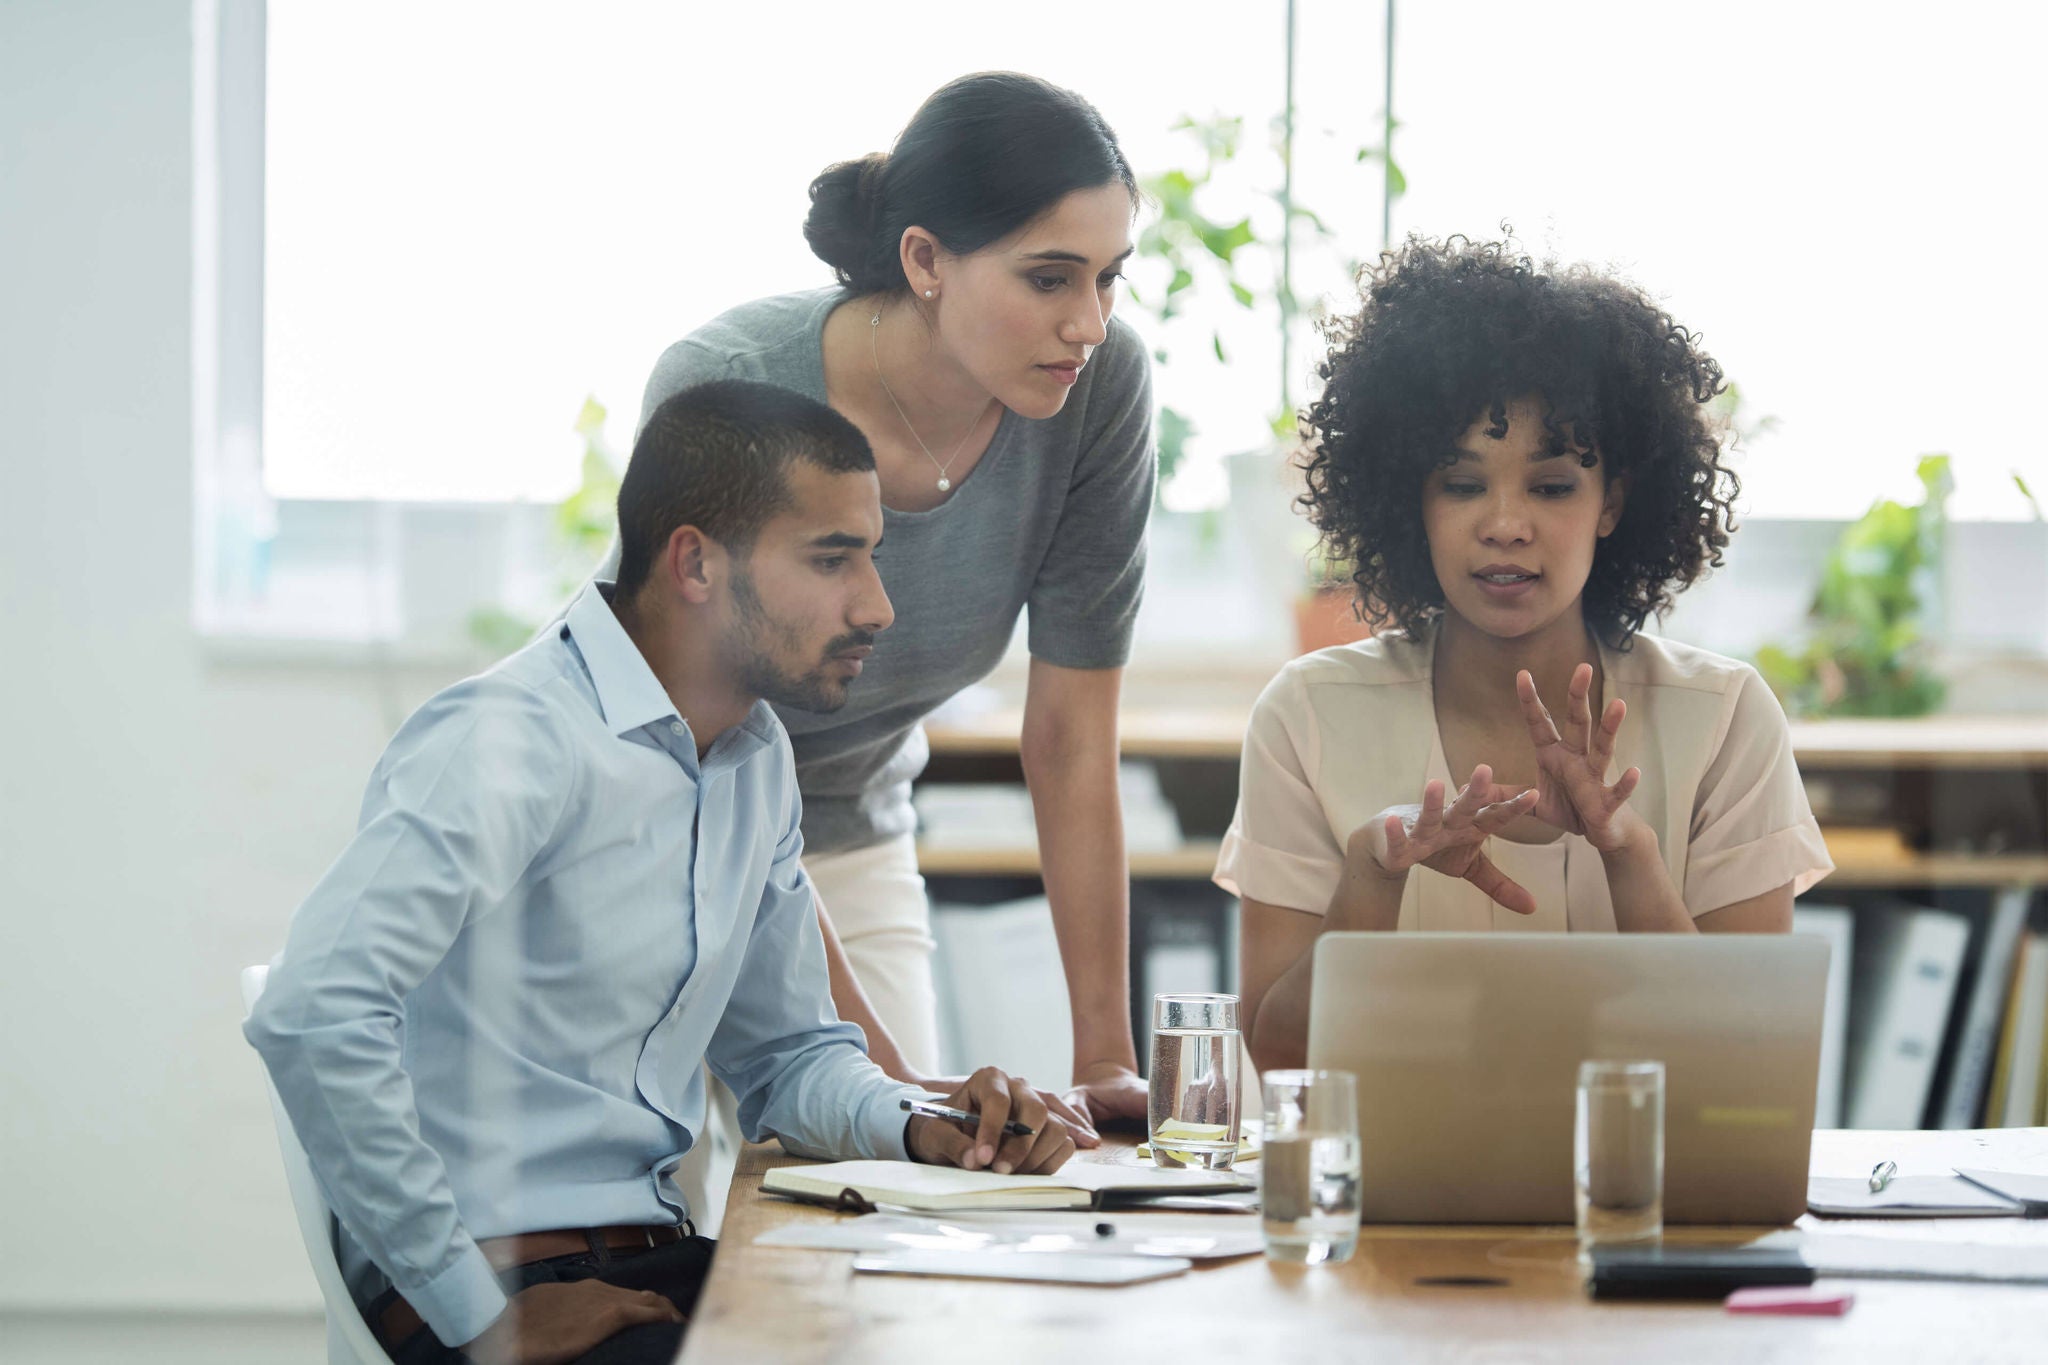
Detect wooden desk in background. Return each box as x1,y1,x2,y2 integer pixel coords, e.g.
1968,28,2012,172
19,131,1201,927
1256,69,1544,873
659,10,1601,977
679,1131,2047,1364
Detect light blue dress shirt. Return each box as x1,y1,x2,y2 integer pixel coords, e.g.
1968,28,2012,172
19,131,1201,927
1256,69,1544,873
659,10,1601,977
244,584,922,1346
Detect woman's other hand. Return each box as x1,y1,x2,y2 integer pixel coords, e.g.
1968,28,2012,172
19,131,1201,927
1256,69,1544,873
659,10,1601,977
1346,765,1540,914
1516,664,1644,853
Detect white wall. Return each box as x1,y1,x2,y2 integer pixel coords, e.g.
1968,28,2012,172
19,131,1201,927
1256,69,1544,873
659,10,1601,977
0,1,454,1312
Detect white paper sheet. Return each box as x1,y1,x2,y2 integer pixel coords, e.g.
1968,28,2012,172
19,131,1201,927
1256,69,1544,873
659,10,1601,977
757,1210,1264,1260
852,1249,1191,1284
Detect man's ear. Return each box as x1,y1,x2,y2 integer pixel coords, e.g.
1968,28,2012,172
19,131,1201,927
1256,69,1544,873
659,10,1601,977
1598,473,1629,538
659,525,723,605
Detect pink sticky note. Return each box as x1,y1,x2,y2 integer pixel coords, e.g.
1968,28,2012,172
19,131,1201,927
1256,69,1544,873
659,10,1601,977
1725,1286,1855,1316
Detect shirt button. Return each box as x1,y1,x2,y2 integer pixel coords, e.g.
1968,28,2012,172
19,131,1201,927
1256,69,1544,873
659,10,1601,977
669,721,685,736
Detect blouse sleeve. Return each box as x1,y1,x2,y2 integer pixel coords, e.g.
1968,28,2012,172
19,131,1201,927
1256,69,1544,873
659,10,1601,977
1684,664,1834,912
1025,319,1156,670
1213,668,1346,913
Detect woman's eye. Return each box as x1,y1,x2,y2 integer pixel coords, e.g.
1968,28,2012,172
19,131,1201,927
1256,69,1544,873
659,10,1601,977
1029,274,1066,293
1441,481,1483,497
1097,271,1124,291
1534,482,1577,498
816,557,846,572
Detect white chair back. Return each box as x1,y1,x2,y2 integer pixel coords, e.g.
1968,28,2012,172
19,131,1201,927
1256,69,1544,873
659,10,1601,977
241,965,396,1365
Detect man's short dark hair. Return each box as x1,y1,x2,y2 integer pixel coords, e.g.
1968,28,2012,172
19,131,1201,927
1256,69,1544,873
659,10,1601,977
614,380,876,601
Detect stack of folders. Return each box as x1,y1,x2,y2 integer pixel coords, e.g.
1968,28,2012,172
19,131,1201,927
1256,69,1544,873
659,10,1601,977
1987,913,2048,1128
1840,900,1971,1129
1823,889,2039,1130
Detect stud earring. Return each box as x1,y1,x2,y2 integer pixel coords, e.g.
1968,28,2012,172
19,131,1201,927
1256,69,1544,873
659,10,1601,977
923,289,934,298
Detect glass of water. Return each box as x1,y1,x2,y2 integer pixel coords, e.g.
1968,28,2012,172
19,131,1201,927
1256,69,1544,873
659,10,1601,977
1260,1069,1361,1265
1147,993,1241,1170
1575,1059,1665,1254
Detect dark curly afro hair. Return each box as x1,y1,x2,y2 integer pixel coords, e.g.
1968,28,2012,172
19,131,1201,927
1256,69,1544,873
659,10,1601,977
1298,234,1739,648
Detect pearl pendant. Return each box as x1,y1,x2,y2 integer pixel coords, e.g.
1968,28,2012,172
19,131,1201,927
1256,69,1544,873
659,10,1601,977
936,477,951,492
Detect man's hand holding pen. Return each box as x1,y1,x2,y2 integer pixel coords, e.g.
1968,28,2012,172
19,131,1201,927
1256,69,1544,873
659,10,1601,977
903,1065,1076,1175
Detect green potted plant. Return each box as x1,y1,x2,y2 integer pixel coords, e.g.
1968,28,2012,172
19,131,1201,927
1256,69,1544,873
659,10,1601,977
1126,109,1400,656
1755,454,1952,717
467,396,621,655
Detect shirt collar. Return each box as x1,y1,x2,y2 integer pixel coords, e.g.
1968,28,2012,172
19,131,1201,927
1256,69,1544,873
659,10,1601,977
564,582,684,738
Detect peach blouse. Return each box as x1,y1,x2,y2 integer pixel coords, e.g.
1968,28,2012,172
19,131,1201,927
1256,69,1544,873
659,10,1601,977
1213,627,1833,931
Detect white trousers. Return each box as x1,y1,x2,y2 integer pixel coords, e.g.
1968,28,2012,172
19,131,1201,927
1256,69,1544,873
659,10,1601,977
669,832,938,1235
805,831,941,1076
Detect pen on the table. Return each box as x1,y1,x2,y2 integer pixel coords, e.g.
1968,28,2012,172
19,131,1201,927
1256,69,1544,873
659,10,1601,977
1869,1159,1897,1194
899,1098,1037,1139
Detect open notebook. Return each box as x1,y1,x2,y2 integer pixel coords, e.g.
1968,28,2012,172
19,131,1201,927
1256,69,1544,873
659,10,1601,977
762,1158,1255,1213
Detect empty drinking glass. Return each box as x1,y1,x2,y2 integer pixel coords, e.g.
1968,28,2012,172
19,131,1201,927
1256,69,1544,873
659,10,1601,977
1575,1059,1665,1254
1147,993,1241,1170
1260,1069,1362,1265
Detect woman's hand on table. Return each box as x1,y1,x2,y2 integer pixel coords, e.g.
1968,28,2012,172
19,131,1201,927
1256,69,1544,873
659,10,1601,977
1516,665,1646,854
1062,1061,1147,1135
906,1065,1076,1174
1347,764,1541,914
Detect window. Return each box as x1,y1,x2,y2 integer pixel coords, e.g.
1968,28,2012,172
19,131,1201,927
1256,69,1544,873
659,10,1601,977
260,1,1290,504
207,2,2045,661
1378,0,2047,520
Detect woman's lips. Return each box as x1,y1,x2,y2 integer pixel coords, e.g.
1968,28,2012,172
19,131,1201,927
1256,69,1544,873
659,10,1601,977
1473,569,1540,601
1039,362,1082,386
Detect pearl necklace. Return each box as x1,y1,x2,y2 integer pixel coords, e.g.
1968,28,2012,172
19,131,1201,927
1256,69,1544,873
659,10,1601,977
869,309,986,493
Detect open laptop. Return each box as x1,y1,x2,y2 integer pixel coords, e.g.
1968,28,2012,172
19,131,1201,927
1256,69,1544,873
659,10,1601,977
1305,934,1829,1224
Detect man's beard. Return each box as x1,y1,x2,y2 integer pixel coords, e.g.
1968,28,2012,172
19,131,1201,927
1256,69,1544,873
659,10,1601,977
724,568,872,714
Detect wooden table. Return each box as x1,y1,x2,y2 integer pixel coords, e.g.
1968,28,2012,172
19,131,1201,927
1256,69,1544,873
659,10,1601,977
679,1130,2048,1364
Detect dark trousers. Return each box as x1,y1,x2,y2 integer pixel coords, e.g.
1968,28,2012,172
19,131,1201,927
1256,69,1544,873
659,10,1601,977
374,1234,717,1365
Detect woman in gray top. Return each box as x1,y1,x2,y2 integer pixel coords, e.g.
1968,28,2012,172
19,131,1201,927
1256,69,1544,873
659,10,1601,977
615,73,1154,1135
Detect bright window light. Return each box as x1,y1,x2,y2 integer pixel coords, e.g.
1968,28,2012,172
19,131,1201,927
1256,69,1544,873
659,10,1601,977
262,0,1287,503
265,2,2044,521
1384,0,2047,520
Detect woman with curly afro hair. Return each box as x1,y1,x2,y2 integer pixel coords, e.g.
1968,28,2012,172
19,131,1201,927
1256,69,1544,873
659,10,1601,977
1216,236,1835,1071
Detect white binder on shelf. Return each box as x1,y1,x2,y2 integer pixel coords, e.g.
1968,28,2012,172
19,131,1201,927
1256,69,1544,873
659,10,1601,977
1794,904,1854,1128
1845,903,1971,1130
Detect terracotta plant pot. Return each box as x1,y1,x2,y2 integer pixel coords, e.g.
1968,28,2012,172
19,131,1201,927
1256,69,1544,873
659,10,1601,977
1293,585,1376,655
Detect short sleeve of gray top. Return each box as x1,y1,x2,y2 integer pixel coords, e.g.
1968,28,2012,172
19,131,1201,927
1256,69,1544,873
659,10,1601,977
601,288,1156,855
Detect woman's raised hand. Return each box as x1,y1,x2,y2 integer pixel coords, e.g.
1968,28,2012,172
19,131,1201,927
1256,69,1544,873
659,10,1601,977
1516,664,1643,852
1348,765,1540,915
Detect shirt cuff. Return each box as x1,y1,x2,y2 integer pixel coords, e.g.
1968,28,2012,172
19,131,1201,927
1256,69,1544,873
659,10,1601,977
405,1241,510,1350
858,1080,925,1161
1685,819,1837,915
1213,826,1342,912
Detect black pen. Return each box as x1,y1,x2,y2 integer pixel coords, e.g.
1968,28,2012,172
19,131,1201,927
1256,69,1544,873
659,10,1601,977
899,1097,1037,1139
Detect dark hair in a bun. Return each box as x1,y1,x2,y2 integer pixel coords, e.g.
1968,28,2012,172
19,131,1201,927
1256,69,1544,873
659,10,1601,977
804,72,1136,295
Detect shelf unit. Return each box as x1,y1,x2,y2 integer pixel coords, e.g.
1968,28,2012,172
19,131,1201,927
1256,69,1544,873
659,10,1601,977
917,832,2048,889
921,710,2048,890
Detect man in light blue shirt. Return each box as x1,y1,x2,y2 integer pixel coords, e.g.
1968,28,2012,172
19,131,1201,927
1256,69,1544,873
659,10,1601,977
246,381,1073,1365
